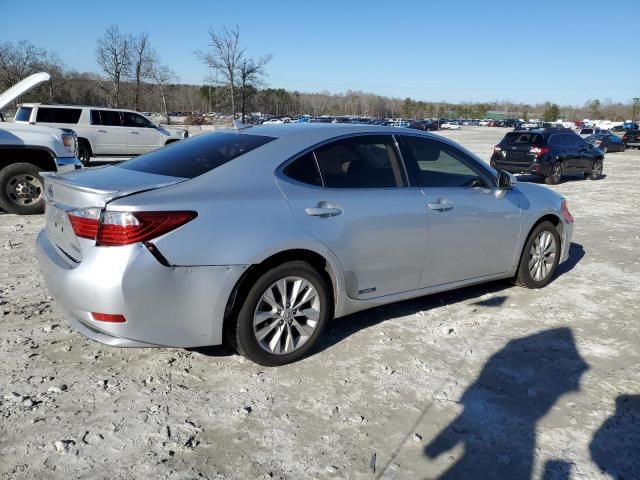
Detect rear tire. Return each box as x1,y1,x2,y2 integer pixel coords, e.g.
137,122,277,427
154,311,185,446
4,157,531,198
514,221,561,289
0,163,45,215
544,162,562,185
233,261,331,366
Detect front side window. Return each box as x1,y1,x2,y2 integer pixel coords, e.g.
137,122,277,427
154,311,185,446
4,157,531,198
400,135,491,188
122,112,152,128
313,136,405,188
35,107,82,124
14,107,32,122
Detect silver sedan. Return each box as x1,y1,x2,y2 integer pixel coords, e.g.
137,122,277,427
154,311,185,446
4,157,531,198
36,124,574,365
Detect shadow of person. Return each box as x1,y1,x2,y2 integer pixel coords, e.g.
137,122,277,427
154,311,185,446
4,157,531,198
424,328,588,480
590,394,640,479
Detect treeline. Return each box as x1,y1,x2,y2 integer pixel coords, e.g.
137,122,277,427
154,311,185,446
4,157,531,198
1,37,638,122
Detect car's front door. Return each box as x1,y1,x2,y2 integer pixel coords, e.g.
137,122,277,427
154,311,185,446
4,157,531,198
122,112,161,154
277,135,428,300
398,135,522,288
571,134,597,170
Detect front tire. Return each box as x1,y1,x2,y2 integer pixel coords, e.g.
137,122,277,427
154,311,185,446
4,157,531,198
234,261,331,366
515,221,561,289
588,158,603,180
0,163,45,215
544,162,563,185
77,142,91,166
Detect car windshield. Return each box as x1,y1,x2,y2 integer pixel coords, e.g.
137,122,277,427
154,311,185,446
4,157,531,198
117,132,276,178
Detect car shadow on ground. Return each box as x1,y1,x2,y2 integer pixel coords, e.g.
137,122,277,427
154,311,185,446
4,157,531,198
516,173,607,184
419,327,589,480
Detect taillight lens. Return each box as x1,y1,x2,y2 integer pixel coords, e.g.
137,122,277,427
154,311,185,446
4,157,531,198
97,211,197,246
67,209,196,246
561,199,574,224
493,145,502,152
530,146,550,158
68,208,101,239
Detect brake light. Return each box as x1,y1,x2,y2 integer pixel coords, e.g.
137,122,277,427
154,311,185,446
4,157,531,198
67,209,196,246
530,146,550,158
91,312,126,323
493,145,502,152
595,140,602,145
68,208,101,239
622,135,628,140
561,199,574,224
97,211,197,246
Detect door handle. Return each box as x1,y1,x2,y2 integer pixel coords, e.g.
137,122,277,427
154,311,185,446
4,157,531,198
428,202,454,211
305,207,343,217
97,129,107,133
129,131,140,135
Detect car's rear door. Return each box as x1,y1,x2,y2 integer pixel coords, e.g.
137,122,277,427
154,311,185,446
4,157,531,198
91,110,128,155
398,134,522,288
276,134,428,300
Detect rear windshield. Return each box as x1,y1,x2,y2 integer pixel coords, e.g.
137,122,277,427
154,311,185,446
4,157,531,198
117,132,276,178
15,107,32,122
501,132,544,145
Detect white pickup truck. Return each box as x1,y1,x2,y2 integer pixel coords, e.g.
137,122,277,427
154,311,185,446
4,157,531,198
0,73,82,215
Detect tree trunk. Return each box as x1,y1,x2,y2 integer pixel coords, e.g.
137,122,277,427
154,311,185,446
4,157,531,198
241,79,246,123
160,85,169,125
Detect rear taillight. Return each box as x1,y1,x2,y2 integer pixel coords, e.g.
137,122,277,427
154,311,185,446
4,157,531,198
561,199,574,224
67,208,101,239
622,135,628,141
595,140,602,145
67,209,196,246
493,145,502,152
530,146,550,158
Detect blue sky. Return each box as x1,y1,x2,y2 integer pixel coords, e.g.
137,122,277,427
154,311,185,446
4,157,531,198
3,0,638,105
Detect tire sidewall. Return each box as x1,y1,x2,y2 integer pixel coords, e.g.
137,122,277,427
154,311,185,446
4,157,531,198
235,261,330,366
589,158,603,180
0,163,45,215
517,221,561,288
78,143,91,166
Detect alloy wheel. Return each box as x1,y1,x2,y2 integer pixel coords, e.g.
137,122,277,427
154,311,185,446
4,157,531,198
528,231,557,282
5,174,43,206
552,163,562,183
591,160,603,178
253,276,321,355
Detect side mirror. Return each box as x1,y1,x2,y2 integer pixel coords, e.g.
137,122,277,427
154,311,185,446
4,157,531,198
497,170,512,190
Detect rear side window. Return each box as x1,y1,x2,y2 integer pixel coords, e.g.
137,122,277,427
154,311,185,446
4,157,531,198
122,111,153,128
502,132,543,145
284,152,322,186
92,110,122,126
35,107,82,124
314,136,405,188
117,132,276,178
14,107,32,122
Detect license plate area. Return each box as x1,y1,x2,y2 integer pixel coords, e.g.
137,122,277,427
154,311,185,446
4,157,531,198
45,203,83,262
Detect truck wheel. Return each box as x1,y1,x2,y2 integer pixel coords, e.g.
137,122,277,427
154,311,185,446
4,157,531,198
0,163,45,215
77,141,91,166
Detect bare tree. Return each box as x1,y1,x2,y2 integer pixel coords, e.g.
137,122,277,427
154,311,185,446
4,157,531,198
96,25,132,107
131,33,153,111
237,55,271,122
198,25,244,117
149,53,177,124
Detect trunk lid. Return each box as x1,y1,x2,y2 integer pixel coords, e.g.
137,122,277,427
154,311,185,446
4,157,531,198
43,165,186,262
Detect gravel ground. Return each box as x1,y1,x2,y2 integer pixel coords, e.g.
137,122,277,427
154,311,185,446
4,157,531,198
1,127,639,479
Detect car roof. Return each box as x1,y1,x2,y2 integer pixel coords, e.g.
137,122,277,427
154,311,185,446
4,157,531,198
18,103,143,114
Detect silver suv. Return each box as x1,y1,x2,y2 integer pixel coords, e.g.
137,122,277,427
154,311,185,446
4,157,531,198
14,104,188,165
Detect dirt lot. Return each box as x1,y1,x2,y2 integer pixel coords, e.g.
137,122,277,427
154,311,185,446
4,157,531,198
1,127,638,479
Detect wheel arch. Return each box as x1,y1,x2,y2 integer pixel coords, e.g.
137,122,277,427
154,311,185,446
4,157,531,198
77,137,93,155
524,214,563,253
0,148,57,172
222,248,340,346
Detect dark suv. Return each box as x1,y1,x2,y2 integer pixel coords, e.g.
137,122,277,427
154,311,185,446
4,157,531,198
622,130,640,149
490,128,604,185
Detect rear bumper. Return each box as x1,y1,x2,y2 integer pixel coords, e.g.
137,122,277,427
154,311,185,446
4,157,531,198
492,158,551,176
36,230,248,348
624,141,640,147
